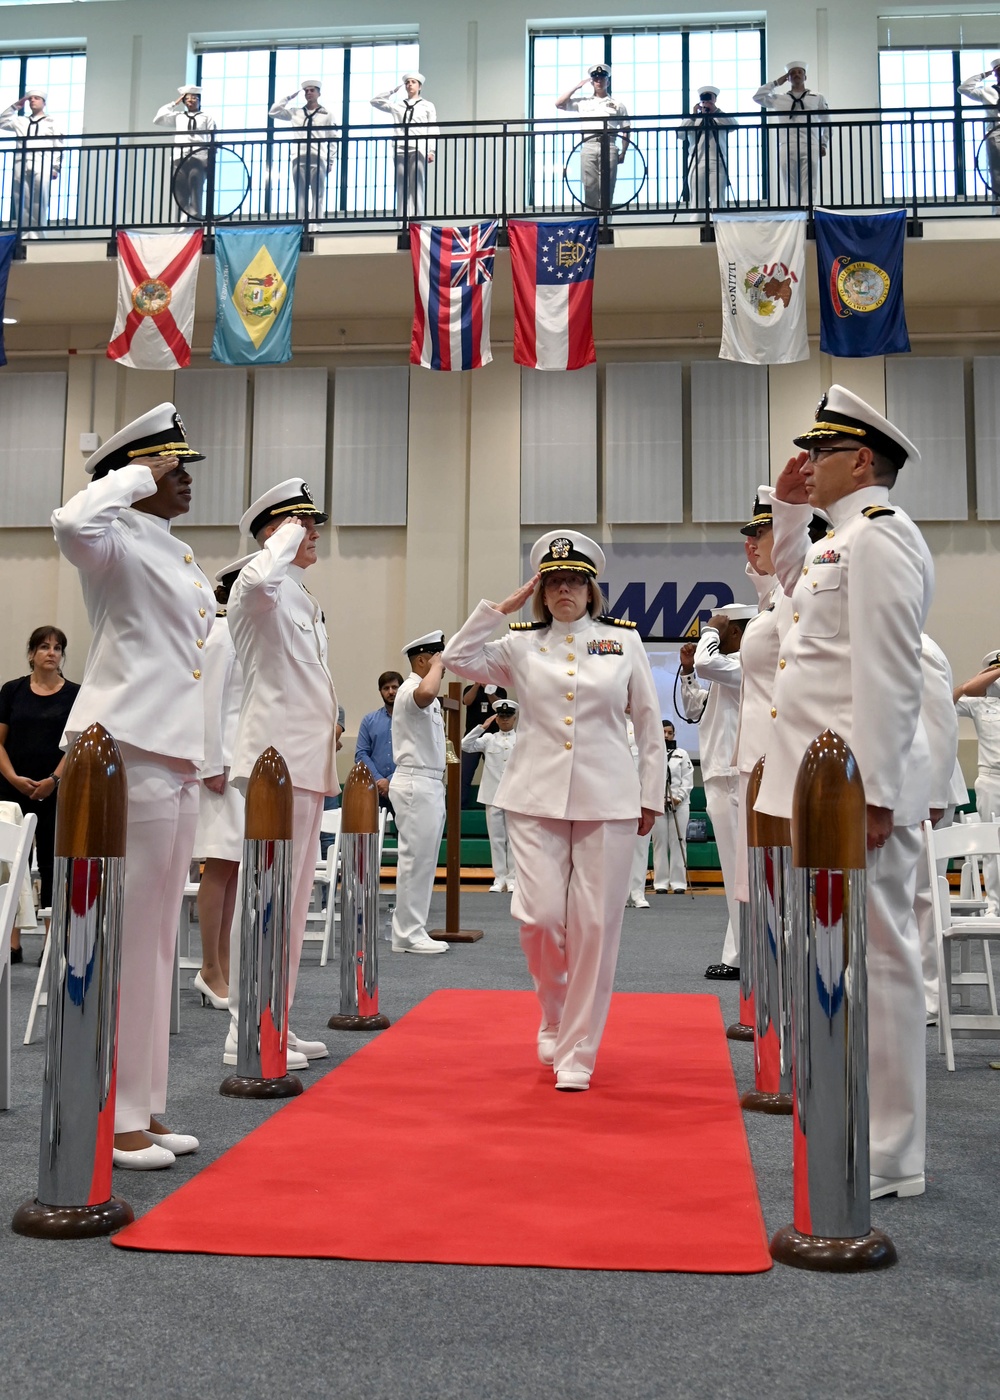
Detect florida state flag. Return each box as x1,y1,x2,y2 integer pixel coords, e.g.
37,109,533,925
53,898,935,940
107,230,202,370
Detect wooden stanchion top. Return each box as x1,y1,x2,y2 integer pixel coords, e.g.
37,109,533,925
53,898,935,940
244,747,293,840
792,729,867,870
341,762,378,834
746,757,792,848
54,723,128,859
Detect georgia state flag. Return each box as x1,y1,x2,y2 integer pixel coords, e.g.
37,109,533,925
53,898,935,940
509,218,598,371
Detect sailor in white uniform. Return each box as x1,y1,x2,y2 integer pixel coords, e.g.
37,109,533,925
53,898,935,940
954,648,1000,914
556,63,631,209
52,403,211,1170
269,79,338,221
152,85,218,220
755,385,933,1201
958,57,1000,207
753,61,830,204
443,531,664,1091
223,479,340,1070
462,698,519,893
680,86,738,209
370,71,438,218
390,630,449,954
0,88,63,231
652,722,694,892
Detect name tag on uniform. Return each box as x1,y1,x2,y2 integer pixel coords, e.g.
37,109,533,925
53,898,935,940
588,639,623,655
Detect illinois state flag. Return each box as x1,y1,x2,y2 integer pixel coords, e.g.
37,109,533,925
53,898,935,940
212,226,301,366
107,230,202,370
815,209,910,357
509,218,597,371
713,213,808,365
410,221,496,370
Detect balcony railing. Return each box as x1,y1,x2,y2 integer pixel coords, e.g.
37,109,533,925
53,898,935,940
2,106,998,246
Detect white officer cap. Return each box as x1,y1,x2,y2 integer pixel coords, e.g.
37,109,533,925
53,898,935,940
740,484,775,535
25,88,46,101
980,649,1000,671
698,85,721,99
793,385,920,470
785,60,808,74
588,62,612,78
214,551,258,586
529,530,606,578
85,402,205,479
177,85,201,97
300,78,322,91
492,698,519,714
402,629,445,658
402,71,425,85
240,478,328,538
717,603,758,622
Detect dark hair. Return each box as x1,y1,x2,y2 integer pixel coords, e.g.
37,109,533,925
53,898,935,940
378,670,404,689
869,448,899,489
27,625,67,659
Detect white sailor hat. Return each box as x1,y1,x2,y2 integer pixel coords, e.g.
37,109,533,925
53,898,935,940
989,56,1000,69
300,78,322,91
529,530,606,578
25,89,47,101
85,402,205,480
241,478,328,538
402,629,445,658
785,60,808,74
588,62,612,78
697,84,721,99
740,484,775,535
492,698,519,715
980,649,1000,671
402,71,426,85
177,85,201,97
793,385,920,470
214,551,258,587
717,603,758,622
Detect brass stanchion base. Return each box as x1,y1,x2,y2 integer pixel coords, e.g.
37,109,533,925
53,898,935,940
726,1022,755,1041
12,1196,134,1240
428,929,484,943
219,1073,303,1099
769,1224,897,1272
740,1089,793,1115
328,1012,391,1031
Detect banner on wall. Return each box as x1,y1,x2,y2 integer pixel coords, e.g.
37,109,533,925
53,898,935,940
815,208,910,358
713,212,808,365
409,220,497,370
0,233,15,367
211,225,301,366
509,217,598,371
106,230,202,370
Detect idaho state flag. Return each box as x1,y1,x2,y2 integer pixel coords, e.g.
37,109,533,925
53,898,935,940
509,218,597,371
815,209,910,358
211,226,301,365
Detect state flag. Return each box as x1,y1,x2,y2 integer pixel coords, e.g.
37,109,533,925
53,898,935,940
713,213,808,365
107,230,202,370
409,221,496,371
509,218,597,371
815,209,910,358
212,226,301,366
0,234,16,367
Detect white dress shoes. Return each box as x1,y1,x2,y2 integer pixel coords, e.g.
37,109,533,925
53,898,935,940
870,1172,925,1200
223,1027,309,1071
192,972,228,1009
555,1069,591,1092
146,1128,199,1156
287,1031,329,1060
489,881,505,892
391,933,448,954
112,1143,176,1171
631,897,650,909
537,1026,559,1066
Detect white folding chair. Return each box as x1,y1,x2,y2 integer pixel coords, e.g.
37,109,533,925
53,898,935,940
924,819,1000,1070
304,808,342,966
0,812,38,1109
23,907,51,1046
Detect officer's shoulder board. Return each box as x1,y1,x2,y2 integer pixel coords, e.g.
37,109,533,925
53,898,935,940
597,614,638,630
509,620,546,631
861,505,895,521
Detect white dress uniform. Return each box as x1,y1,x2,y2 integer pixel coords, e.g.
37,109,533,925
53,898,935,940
561,90,630,209
153,90,218,219
51,414,213,1140
955,684,1000,915
462,717,518,891
753,71,829,204
959,65,1000,204
680,100,738,208
652,744,694,891
193,611,245,863
370,77,438,218
268,87,338,221
389,655,447,951
443,540,664,1088
0,97,63,229
732,580,786,903
225,506,339,1039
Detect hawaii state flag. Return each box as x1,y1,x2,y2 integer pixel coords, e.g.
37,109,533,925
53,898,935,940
410,221,496,370
107,230,202,370
509,218,597,371
713,213,808,365
815,208,910,357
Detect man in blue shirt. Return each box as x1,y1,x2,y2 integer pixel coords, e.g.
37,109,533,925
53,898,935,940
356,670,402,809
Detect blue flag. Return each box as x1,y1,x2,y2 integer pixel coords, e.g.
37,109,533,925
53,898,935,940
211,226,302,365
0,234,17,368
815,209,910,358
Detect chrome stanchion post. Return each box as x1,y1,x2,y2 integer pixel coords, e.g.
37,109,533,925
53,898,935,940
726,902,755,1041
770,729,896,1271
741,756,793,1114
13,723,133,1240
328,763,390,1033
220,747,302,1100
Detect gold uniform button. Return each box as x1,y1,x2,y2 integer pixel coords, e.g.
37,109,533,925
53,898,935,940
802,566,809,575
793,612,799,622
812,581,818,589
184,553,193,563
564,717,573,726
194,581,203,589
565,692,574,700
193,670,202,680
827,529,835,538
566,669,575,676
565,741,573,750
770,706,777,718
565,634,574,643
539,646,548,653
566,652,575,661
198,607,206,618
779,659,786,670
196,638,204,648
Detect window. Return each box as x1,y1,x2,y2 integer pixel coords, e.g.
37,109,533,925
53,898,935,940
0,50,86,225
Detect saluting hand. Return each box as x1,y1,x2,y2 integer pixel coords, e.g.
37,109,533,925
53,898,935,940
774,450,810,505
493,573,541,616
133,453,181,481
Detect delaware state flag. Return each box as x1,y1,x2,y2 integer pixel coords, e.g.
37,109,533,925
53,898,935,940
410,221,496,370
815,209,910,358
107,230,202,370
212,226,301,366
509,218,597,371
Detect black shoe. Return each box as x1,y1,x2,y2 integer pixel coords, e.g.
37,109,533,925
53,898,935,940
704,963,739,980
10,946,23,964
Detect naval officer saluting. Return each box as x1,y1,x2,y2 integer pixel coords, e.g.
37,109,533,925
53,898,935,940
52,403,211,1169
443,531,664,1090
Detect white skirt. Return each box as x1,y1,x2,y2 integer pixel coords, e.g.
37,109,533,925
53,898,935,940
193,779,245,862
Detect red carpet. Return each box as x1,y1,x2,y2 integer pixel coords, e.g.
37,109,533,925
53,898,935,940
113,990,771,1272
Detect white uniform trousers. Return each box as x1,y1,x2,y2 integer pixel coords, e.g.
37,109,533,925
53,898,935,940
651,801,689,890
115,745,199,1134
506,812,636,1079
974,771,1000,914
776,130,822,204
394,150,428,218
867,822,927,1180
226,788,325,1031
580,141,620,209
629,831,650,900
389,771,446,943
705,773,740,965
913,807,956,1020
485,804,513,885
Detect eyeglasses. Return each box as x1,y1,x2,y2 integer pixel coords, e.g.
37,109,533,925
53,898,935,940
807,444,856,463
544,571,589,589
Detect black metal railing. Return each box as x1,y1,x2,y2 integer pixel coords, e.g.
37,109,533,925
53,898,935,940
1,106,997,245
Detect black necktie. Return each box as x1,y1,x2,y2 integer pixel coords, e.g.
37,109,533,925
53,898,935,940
187,113,197,132
790,93,806,112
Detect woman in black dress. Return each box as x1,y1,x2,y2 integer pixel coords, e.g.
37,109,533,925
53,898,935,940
0,626,79,960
